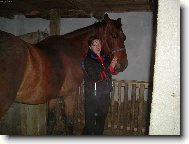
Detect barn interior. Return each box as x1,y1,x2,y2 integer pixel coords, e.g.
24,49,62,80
0,0,158,136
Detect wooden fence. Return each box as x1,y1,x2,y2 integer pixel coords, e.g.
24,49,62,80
0,80,150,135
74,80,150,135
0,103,47,135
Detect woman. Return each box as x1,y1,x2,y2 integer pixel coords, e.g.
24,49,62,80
82,35,118,135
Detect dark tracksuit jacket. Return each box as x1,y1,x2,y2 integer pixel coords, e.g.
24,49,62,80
82,49,118,135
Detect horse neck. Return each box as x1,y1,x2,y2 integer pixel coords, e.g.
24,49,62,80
63,27,96,59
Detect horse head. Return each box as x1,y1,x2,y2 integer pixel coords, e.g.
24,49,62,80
98,14,128,72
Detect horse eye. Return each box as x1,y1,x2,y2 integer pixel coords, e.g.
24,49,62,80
120,30,125,40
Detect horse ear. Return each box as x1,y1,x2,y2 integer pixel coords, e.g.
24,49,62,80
117,18,121,24
104,13,110,21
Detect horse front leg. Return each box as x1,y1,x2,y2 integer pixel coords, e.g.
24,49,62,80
64,92,77,135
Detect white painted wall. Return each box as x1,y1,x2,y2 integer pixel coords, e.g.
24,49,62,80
0,15,49,35
149,0,180,135
0,12,153,82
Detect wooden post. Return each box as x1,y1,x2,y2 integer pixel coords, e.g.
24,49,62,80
46,9,61,135
124,82,128,133
138,84,145,134
117,82,122,129
131,84,136,132
49,9,60,35
21,103,47,135
134,87,139,132
111,81,115,131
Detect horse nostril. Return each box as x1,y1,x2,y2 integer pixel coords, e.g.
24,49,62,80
115,57,128,72
115,63,121,71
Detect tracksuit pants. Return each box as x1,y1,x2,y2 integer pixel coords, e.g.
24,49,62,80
82,91,110,135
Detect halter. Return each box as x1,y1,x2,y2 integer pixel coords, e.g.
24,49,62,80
99,35,126,55
111,48,125,54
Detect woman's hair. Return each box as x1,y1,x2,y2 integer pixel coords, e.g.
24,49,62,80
88,35,100,47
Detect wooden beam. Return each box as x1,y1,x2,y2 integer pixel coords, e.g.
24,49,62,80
49,9,60,35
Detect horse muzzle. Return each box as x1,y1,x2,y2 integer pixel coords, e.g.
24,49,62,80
115,56,128,72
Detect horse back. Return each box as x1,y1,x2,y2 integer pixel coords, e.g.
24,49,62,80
35,36,84,98
16,41,65,104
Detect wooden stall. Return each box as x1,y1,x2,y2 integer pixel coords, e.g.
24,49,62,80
73,80,150,135
0,79,150,135
0,103,47,135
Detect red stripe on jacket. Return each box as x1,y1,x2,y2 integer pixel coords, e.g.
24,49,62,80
95,56,118,83
108,65,118,75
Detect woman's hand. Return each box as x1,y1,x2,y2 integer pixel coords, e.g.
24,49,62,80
110,56,118,68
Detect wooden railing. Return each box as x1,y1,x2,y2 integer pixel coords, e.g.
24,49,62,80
0,80,150,135
75,80,150,135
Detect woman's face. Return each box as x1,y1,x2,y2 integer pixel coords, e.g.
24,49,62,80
90,39,101,56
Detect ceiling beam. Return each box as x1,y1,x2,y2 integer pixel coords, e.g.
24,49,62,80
0,0,153,19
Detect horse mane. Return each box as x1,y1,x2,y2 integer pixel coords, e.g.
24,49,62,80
62,21,102,38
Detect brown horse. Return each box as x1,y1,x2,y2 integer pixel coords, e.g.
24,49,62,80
0,14,128,134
